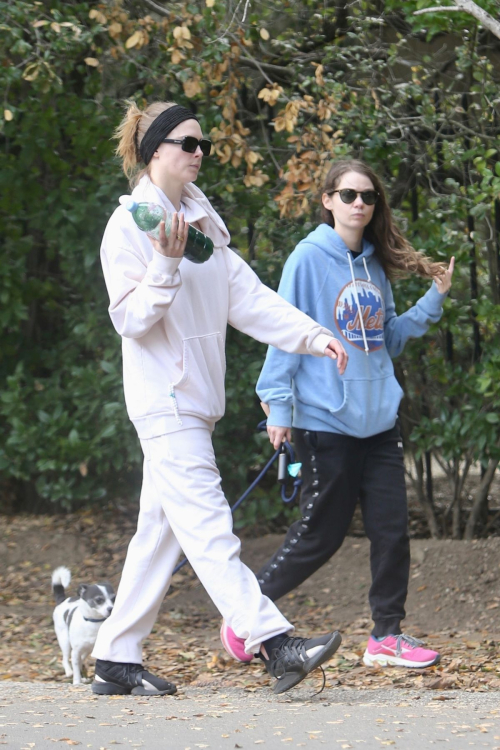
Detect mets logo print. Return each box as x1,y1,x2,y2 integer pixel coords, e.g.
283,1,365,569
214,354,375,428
334,280,385,351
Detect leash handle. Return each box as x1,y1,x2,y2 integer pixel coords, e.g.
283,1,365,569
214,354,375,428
280,438,302,504
256,419,301,502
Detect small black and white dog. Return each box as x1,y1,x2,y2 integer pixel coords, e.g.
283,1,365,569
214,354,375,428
52,566,115,684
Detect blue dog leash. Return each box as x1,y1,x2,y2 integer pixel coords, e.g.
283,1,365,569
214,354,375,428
172,420,302,575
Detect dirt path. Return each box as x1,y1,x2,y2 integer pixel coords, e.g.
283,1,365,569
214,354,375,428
0,511,499,694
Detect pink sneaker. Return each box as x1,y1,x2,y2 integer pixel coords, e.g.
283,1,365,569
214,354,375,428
220,621,253,663
363,634,440,668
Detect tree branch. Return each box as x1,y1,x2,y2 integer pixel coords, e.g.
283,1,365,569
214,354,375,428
140,0,169,17
414,6,462,13
208,0,251,44
228,35,291,89
238,55,294,78
414,0,500,40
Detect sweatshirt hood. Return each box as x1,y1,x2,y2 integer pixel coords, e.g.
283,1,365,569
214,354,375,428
132,176,231,248
304,224,376,263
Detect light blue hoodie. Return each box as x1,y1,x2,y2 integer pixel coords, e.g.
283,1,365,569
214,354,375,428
256,225,447,438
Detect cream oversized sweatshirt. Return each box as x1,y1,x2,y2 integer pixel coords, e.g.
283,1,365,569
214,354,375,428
100,176,336,438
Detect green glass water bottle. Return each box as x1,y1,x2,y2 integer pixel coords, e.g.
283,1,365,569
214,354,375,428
120,197,214,264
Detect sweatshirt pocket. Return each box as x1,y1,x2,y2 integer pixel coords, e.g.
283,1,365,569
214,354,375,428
173,333,226,420
329,376,404,438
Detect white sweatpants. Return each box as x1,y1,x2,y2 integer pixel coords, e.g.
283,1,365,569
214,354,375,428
92,426,293,663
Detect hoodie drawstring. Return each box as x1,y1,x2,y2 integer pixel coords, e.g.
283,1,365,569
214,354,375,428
363,256,371,282
169,383,183,426
347,251,370,355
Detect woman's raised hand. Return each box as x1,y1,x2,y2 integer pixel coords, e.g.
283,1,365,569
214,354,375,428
434,256,455,294
150,212,188,258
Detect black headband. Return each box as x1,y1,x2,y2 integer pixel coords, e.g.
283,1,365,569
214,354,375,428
139,106,199,165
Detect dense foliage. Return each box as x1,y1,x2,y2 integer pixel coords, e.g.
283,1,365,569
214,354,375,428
1,0,499,538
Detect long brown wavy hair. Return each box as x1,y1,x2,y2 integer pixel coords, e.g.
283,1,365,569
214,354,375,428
320,160,446,281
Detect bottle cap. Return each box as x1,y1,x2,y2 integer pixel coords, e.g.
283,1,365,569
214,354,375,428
119,195,137,212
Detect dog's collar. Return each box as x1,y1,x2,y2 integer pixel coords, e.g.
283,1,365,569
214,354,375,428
83,616,107,623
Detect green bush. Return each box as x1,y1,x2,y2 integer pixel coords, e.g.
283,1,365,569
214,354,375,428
1,0,499,538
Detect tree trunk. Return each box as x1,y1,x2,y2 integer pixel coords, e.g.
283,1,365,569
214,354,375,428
485,222,498,302
496,199,500,298
452,491,462,539
462,81,482,363
447,455,473,538
410,178,436,511
464,458,500,539
467,212,482,362
413,454,441,538
394,361,440,539
247,219,256,262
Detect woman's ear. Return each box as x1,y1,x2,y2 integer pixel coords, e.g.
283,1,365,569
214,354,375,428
322,192,335,225
322,192,334,211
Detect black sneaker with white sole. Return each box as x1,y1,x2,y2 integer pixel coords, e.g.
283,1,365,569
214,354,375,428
92,659,177,696
261,631,342,694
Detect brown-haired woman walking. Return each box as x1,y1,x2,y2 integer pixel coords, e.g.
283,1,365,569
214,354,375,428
221,159,454,669
90,101,348,696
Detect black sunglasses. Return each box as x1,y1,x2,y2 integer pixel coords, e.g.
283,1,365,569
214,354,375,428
162,136,212,157
330,189,379,206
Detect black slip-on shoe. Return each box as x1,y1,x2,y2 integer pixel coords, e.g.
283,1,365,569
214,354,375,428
92,659,177,696
261,631,342,694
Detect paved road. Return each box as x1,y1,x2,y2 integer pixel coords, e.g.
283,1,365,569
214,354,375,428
1,683,499,749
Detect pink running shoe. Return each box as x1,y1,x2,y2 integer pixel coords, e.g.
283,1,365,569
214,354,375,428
363,634,440,668
220,621,253,663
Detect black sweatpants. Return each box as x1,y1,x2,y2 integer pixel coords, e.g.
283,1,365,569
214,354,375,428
256,424,410,637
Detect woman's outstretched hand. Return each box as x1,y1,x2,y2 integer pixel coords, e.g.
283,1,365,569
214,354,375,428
150,212,188,259
325,338,348,375
434,256,455,294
